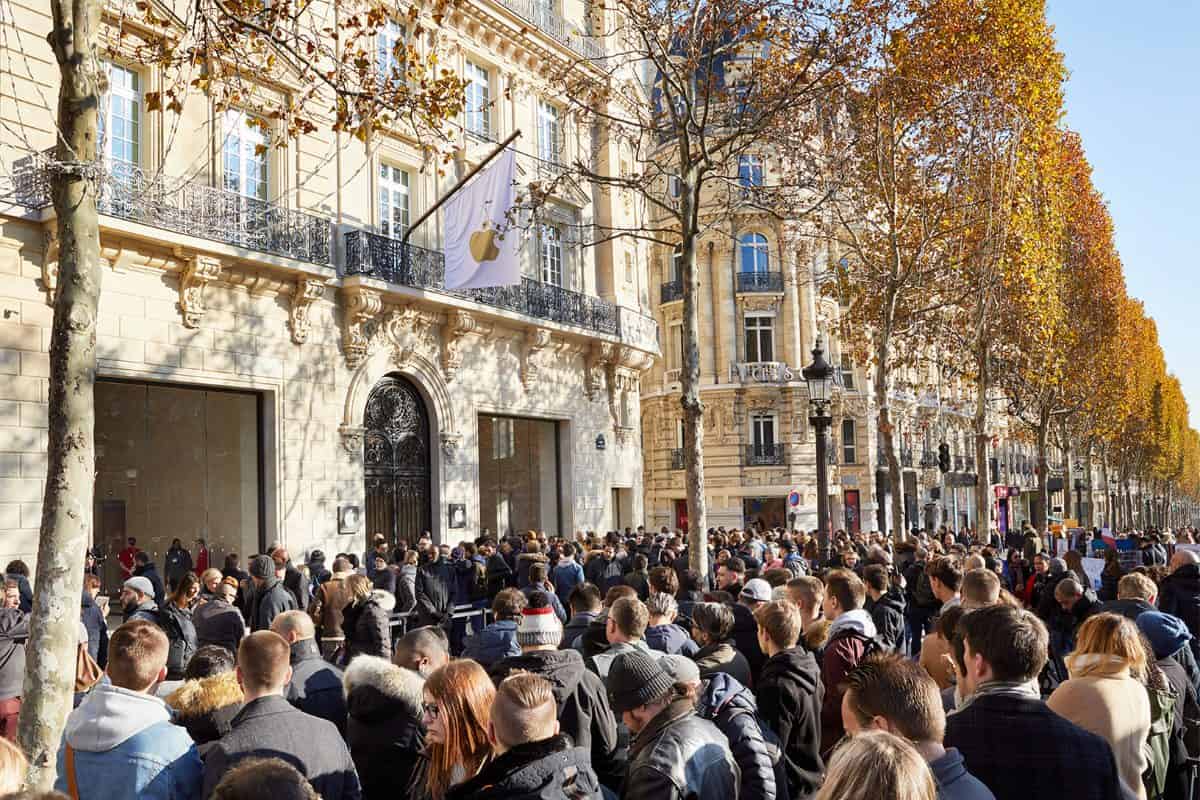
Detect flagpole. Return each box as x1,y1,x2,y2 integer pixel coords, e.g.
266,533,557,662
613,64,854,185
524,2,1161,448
402,130,523,246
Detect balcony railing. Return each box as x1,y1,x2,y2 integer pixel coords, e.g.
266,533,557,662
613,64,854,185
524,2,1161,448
901,449,914,468
661,280,684,304
920,450,938,468
13,153,332,265
494,0,605,60
730,361,794,384
745,443,786,466
344,230,618,335
670,449,685,470
736,271,784,293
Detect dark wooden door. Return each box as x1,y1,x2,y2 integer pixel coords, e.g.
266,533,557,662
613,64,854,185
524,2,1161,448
363,375,431,549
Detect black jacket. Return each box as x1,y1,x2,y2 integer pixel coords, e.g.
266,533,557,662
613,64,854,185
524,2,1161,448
693,640,753,688
944,692,1124,800
342,654,424,800
282,564,309,611
135,563,166,610
194,597,245,656
342,590,395,662
165,671,244,751
160,603,198,680
731,603,767,679
415,559,453,627
490,648,623,789
755,647,823,800
562,612,598,651
695,672,784,800
622,700,739,800
286,638,347,734
250,576,298,632
1160,564,1200,661
866,589,906,652
447,735,601,800
80,590,108,668
164,546,193,589
201,694,361,799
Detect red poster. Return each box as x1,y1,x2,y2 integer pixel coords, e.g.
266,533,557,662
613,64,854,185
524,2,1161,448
844,490,861,534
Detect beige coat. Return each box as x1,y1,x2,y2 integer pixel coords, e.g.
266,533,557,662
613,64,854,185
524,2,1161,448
1047,655,1151,800
919,632,955,689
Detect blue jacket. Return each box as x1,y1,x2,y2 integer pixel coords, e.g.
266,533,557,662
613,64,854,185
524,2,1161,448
521,584,568,623
463,620,521,667
55,682,202,800
645,623,699,657
551,561,585,606
929,747,996,800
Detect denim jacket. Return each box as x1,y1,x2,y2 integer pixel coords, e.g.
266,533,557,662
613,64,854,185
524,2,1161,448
55,682,202,800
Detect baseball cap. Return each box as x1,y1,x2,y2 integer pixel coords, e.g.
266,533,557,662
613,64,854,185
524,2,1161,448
740,578,772,603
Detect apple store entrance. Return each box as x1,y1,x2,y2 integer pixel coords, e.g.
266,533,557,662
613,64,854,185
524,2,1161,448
477,414,563,538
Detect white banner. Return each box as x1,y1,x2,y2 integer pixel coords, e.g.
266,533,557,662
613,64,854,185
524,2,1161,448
444,147,521,290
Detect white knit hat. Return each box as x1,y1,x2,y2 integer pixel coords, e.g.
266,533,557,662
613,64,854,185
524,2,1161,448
517,604,562,648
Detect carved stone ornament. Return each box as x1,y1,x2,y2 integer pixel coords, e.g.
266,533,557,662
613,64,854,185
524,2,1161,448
179,254,223,328
341,286,383,369
41,227,59,306
289,278,326,344
338,424,365,455
440,431,462,463
738,294,781,314
522,327,553,390
385,305,439,366
585,341,615,400
441,310,480,382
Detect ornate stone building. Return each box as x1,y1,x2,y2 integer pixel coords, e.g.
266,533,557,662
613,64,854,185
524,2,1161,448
0,0,657,586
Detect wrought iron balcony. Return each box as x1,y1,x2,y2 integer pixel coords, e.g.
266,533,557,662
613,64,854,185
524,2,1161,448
493,0,605,61
901,449,914,468
670,448,685,470
920,450,938,468
661,280,684,304
736,271,784,293
13,153,332,265
744,443,786,467
344,229,618,335
730,361,795,384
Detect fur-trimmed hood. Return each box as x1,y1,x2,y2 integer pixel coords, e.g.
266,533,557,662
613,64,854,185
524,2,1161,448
363,589,397,611
165,671,243,719
343,655,423,723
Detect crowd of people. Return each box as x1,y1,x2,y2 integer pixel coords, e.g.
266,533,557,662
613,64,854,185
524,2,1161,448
0,521,1198,799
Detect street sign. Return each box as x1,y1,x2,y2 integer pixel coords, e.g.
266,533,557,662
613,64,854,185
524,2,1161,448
788,490,801,507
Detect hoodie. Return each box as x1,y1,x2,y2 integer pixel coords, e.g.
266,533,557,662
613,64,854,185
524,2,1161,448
820,610,878,755
757,647,824,800
56,682,202,800
489,648,623,788
343,655,425,798
867,588,907,652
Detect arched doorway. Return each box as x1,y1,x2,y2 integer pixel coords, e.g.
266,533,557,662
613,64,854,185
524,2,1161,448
363,374,432,549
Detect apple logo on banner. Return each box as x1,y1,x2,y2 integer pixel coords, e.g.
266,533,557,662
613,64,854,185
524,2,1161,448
469,221,500,263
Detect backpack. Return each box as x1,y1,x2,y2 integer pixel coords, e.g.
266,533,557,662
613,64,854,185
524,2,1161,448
1143,665,1178,800
835,627,883,662
160,604,196,678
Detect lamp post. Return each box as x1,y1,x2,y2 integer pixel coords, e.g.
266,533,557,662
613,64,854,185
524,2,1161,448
803,336,835,566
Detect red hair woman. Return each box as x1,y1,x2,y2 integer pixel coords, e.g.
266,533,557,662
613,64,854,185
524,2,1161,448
407,658,496,800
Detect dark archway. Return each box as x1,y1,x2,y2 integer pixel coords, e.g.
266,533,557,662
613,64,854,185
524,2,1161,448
363,374,432,549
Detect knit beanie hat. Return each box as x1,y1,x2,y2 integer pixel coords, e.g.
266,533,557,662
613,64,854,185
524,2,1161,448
1137,610,1192,660
607,649,674,713
518,600,563,648
249,554,274,579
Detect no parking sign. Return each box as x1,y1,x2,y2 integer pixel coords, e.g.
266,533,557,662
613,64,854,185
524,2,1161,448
788,490,801,507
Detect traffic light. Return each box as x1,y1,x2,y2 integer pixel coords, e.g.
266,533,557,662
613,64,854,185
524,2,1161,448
938,442,951,473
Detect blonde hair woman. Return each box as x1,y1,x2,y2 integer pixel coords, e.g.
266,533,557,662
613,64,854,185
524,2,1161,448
0,736,26,793
816,730,935,800
1047,612,1152,800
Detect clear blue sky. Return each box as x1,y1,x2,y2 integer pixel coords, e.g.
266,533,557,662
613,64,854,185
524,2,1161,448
1046,0,1200,430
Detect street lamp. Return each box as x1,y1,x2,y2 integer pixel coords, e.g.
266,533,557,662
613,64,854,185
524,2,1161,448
803,336,835,565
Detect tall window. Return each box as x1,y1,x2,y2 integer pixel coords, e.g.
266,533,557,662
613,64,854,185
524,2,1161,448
537,100,560,164
840,354,856,390
223,111,267,200
540,224,563,286
492,417,514,460
671,247,683,282
842,419,857,464
376,22,406,86
744,315,774,362
379,163,410,238
465,62,490,138
739,233,769,272
752,414,776,449
738,155,763,189
624,252,634,284
99,63,141,166
668,175,681,198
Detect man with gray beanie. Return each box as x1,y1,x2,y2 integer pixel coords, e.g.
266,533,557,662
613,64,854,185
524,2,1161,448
121,576,161,625
248,554,296,632
488,591,624,790
609,649,738,800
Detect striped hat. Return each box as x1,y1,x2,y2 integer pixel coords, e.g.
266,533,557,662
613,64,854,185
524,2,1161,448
517,602,562,648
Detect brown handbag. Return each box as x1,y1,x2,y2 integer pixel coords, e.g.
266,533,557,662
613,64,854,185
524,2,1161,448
75,643,102,693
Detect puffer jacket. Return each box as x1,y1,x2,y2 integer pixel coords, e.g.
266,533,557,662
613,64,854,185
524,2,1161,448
1160,564,1200,661
645,623,699,657
489,647,623,789
695,672,784,800
343,655,424,800
757,646,823,799
866,588,906,652
465,620,521,667
446,734,600,800
623,700,739,800
342,590,396,662
165,671,244,751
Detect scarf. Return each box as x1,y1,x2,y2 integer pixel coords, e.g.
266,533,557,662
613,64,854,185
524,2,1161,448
953,678,1040,716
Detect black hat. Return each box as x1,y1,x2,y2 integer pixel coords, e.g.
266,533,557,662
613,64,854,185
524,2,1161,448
249,554,274,579
607,649,674,714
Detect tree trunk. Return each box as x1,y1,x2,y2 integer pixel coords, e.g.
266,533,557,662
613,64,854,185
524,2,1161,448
1034,410,1050,531
19,0,103,787
678,183,707,582
972,352,990,536
1060,418,1072,522
872,339,903,545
